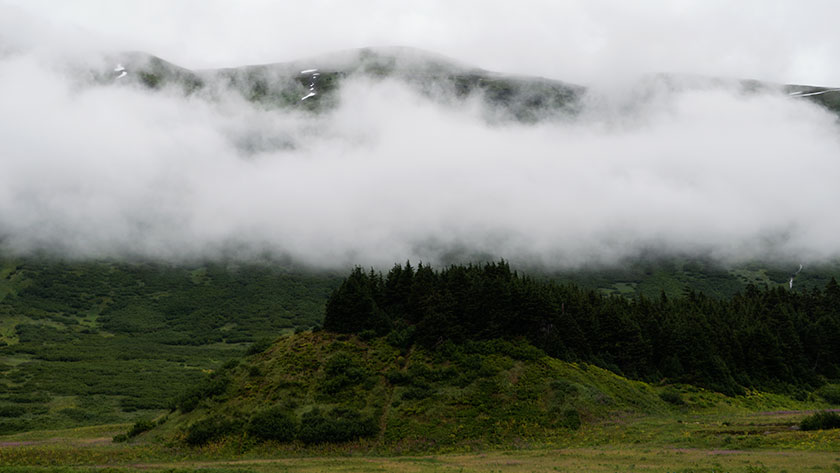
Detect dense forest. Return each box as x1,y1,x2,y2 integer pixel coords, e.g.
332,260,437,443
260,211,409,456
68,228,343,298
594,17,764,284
324,261,840,395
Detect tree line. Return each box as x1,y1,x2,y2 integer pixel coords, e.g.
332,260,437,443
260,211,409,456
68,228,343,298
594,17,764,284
323,261,840,395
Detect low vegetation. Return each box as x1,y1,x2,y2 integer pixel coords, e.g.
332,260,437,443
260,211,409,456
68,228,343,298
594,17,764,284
0,257,340,434
2,258,840,470
799,411,840,431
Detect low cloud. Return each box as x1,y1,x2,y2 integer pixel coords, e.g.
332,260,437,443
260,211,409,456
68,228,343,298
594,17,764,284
2,47,840,268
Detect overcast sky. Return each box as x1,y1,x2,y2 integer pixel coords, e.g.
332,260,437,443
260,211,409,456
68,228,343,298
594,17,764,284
2,0,840,86
2,1,840,268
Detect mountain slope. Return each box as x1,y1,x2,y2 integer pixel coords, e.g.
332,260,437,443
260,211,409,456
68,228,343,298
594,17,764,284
98,46,840,118
101,47,584,121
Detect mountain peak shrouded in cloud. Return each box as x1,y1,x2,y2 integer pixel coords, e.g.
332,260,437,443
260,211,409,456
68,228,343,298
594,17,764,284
2,43,840,268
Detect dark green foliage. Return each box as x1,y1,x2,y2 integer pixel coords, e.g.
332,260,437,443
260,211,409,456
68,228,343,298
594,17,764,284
400,385,433,401
173,375,230,413
319,351,370,394
0,257,341,434
549,379,579,397
799,411,840,430
323,268,389,334
245,338,275,356
247,406,297,441
297,408,378,444
557,408,581,430
4,393,51,404
0,405,26,418
659,388,685,405
113,418,156,442
384,369,411,386
815,384,840,404
184,416,243,446
325,261,840,394
127,419,156,437
58,408,92,422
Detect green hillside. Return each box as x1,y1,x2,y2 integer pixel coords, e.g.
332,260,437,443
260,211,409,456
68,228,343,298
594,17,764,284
0,257,340,434
151,331,669,450
548,256,840,299
145,330,837,454
2,256,839,437
139,261,840,453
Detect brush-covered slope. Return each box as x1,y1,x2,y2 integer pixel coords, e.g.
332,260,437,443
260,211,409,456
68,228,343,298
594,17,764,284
0,257,339,434
155,331,667,450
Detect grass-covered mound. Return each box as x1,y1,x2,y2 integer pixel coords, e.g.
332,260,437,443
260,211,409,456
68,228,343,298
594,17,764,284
155,331,670,450
145,260,840,451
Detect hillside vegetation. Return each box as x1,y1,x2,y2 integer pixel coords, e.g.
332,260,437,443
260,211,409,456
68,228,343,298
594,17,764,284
2,257,839,437
0,258,339,434
324,261,840,395
156,331,672,450
147,261,840,452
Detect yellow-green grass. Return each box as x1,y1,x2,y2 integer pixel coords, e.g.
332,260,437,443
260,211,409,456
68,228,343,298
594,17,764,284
2,444,839,473
3,407,840,472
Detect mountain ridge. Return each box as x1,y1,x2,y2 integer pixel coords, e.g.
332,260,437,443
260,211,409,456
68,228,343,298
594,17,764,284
94,46,840,117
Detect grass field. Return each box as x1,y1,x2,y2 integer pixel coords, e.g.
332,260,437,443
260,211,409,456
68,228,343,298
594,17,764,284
2,408,839,472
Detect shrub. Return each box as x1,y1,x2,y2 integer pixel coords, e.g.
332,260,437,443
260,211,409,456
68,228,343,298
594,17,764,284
173,375,231,412
384,369,411,386
127,419,156,438
246,338,274,356
358,329,377,341
6,393,51,404
799,411,840,431
320,352,369,394
220,359,240,371
659,387,685,405
112,419,156,443
120,396,167,412
184,417,242,446
385,325,415,350
550,379,579,397
0,405,25,418
58,408,91,422
815,384,840,404
558,408,581,430
297,408,378,444
247,407,297,442
401,385,433,401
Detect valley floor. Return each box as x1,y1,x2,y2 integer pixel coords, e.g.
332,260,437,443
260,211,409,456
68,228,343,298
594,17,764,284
1,409,838,473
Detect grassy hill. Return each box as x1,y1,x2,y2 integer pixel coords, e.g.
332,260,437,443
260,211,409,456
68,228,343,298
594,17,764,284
142,330,836,454
152,331,669,450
